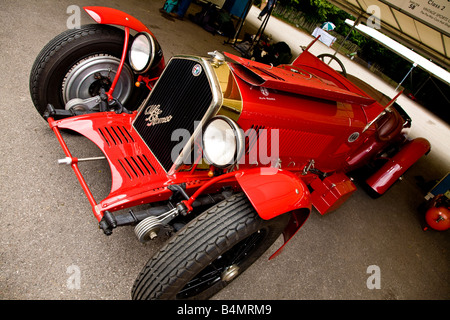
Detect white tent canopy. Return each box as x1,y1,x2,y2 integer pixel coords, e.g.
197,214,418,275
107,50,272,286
327,0,450,69
345,19,450,85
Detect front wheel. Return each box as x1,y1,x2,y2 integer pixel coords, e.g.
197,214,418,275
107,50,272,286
131,193,290,300
29,24,148,118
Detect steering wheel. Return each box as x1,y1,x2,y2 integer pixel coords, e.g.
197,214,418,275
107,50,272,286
317,53,347,78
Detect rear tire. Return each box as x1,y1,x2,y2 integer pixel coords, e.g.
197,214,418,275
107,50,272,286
131,193,290,300
29,24,148,118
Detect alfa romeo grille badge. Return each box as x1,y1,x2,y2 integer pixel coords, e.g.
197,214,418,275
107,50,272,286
192,64,202,77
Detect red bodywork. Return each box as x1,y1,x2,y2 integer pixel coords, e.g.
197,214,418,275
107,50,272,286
46,7,430,257
84,6,153,34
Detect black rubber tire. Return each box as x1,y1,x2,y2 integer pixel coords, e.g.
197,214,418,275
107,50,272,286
29,24,148,118
131,193,290,300
317,53,347,77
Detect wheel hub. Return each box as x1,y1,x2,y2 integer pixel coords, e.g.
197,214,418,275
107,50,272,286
221,264,240,282
62,54,133,104
88,72,112,96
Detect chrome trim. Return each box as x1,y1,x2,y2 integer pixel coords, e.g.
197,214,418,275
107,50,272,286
133,55,245,175
152,56,223,175
202,115,245,169
129,32,156,74
168,55,223,175
213,60,243,122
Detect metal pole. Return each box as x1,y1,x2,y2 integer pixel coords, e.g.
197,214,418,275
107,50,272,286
247,0,277,57
396,62,417,91
227,0,253,45
331,14,362,62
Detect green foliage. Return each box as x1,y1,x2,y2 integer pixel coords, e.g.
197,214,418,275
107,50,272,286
310,0,339,21
278,0,340,21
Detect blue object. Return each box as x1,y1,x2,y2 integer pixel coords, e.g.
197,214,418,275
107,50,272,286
321,21,336,31
176,0,192,17
426,172,450,200
163,0,178,13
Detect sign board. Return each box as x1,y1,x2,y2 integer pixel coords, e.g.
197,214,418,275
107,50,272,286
383,0,450,35
311,27,337,47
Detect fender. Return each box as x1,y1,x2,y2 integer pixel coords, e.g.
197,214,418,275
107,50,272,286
183,168,311,259
184,168,311,220
235,168,311,220
84,6,153,35
235,168,311,260
366,137,431,194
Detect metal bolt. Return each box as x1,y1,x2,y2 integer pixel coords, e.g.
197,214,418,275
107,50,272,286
149,231,158,240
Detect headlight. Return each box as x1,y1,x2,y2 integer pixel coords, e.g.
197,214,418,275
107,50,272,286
129,32,155,73
202,116,244,168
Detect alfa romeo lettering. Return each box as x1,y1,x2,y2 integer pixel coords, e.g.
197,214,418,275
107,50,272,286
144,104,172,127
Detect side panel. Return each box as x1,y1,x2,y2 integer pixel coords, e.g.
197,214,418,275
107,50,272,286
310,172,357,215
233,74,368,173
235,168,311,220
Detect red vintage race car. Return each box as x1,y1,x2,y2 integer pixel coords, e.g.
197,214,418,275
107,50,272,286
29,7,430,300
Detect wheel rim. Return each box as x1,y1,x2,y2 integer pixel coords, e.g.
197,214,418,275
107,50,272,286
176,229,266,299
62,54,134,104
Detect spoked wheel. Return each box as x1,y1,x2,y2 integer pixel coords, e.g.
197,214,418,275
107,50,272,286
317,53,347,77
29,24,148,118
131,193,290,300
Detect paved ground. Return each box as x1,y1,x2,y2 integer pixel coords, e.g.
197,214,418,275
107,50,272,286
0,0,449,300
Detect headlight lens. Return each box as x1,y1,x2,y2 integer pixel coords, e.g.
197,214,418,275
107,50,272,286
202,116,244,168
129,32,155,73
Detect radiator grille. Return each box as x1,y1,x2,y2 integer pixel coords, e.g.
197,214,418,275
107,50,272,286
133,58,214,172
